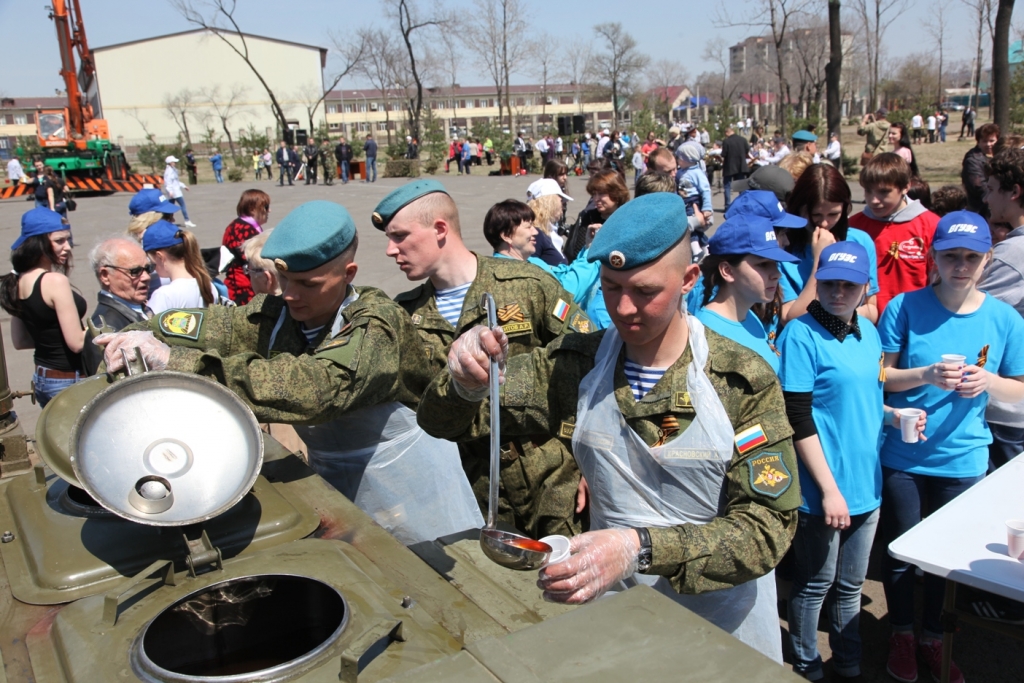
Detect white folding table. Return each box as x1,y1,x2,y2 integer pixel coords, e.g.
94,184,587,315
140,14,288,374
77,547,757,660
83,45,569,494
889,453,1024,683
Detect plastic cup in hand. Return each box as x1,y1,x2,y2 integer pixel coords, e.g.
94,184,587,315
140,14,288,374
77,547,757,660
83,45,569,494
941,354,967,367
899,408,924,443
1007,520,1024,561
540,535,571,566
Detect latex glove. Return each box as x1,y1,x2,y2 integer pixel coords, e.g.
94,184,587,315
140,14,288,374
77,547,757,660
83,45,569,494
446,325,508,400
95,331,170,372
537,528,640,604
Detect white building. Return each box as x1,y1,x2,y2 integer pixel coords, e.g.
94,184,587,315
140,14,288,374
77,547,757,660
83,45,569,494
91,29,325,145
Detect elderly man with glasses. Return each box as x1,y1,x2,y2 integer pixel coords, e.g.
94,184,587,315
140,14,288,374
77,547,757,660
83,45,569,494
81,237,154,373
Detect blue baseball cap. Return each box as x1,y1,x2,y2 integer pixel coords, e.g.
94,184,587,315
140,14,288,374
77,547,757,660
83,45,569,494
709,214,800,262
932,210,992,252
724,190,806,229
129,188,179,216
13,208,66,250
142,220,184,252
815,241,871,284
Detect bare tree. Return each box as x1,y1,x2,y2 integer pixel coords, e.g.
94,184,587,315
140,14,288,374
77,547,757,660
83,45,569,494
962,0,994,110
560,37,595,116
356,28,405,145
924,4,948,108
789,22,831,115
468,0,529,130
644,59,691,123
852,0,910,110
530,33,560,120
385,0,448,139
701,38,745,103
592,22,650,129
197,84,248,157
825,0,843,135
294,82,330,138
992,0,1015,130
169,0,292,133
163,89,196,146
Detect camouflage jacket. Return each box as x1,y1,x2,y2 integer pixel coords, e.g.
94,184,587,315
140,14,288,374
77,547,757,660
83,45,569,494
418,327,800,595
396,254,592,538
130,286,431,425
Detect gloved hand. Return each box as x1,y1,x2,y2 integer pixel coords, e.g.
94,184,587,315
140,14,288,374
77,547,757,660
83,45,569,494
447,325,508,400
94,331,171,372
537,528,640,604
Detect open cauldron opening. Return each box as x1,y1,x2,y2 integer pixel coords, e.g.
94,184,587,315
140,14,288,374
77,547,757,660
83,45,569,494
137,574,347,680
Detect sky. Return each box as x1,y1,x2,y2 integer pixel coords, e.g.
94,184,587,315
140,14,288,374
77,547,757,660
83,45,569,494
0,0,1004,98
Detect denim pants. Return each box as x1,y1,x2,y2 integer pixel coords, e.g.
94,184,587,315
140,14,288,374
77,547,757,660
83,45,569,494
214,168,223,183
279,165,293,185
170,195,190,221
340,160,350,183
882,467,983,636
988,422,1024,471
365,157,377,182
789,509,880,679
723,173,746,210
33,367,80,408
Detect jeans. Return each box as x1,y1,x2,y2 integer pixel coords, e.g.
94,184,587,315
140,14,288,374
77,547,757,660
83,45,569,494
279,164,293,185
213,168,223,183
988,422,1024,471
939,125,947,142
882,467,984,636
463,157,471,174
723,173,747,210
340,160,350,183
33,367,80,408
365,157,377,182
170,195,190,221
255,166,262,180
789,509,880,679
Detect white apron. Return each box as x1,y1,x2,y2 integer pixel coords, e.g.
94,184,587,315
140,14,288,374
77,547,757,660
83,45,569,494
271,294,483,546
571,315,782,662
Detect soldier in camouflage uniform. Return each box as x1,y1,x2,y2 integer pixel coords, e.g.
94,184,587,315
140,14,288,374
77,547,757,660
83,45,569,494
419,192,798,661
372,180,592,540
98,200,483,544
320,139,335,186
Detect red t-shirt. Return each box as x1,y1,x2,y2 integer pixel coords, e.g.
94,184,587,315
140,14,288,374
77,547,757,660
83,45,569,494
848,203,938,314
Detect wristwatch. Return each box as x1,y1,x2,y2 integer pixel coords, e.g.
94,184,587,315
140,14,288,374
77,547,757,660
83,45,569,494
633,527,653,574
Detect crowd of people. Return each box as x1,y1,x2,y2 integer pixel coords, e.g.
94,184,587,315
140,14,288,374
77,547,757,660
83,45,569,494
4,110,1024,683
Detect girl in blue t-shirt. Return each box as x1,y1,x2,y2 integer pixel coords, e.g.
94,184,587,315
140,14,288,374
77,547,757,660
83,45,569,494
695,213,800,373
782,164,880,325
778,241,925,682
877,211,1024,683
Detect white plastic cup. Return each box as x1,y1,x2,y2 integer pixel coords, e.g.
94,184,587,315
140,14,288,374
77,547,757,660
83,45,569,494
540,535,571,566
941,354,967,367
1007,520,1024,561
899,408,925,443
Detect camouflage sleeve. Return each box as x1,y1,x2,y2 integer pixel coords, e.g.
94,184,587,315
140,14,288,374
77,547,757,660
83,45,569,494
417,337,585,441
163,314,407,425
130,299,266,364
647,376,799,594
536,277,593,342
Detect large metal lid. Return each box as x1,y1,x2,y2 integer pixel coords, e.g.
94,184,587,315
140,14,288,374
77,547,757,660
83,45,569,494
69,371,263,526
35,374,113,487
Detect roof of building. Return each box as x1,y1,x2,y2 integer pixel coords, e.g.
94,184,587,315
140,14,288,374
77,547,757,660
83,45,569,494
94,28,327,67
326,83,588,99
0,96,68,110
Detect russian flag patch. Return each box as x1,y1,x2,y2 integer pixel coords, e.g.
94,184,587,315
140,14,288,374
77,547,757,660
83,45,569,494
553,299,570,321
735,424,769,454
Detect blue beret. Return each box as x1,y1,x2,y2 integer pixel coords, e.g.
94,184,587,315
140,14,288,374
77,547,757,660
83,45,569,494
262,201,356,272
587,193,689,270
371,179,449,230
13,208,65,250
792,130,817,142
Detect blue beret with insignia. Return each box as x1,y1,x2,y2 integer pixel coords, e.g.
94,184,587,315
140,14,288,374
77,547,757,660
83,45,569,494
587,193,689,270
791,130,817,142
371,179,449,230
262,201,356,273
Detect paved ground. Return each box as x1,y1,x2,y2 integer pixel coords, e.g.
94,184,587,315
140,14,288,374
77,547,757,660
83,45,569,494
1,172,1021,682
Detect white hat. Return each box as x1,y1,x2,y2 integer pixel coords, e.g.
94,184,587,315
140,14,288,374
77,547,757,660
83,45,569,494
602,128,610,135
165,155,179,163
527,178,573,202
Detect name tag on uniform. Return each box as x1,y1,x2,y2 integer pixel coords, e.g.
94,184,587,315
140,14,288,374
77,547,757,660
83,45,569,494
501,321,533,336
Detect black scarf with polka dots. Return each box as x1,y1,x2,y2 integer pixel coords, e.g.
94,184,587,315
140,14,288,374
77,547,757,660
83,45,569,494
808,300,861,342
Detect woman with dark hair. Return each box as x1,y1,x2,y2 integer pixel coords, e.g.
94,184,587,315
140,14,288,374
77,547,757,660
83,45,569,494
562,169,630,262
221,188,271,305
781,164,880,324
143,221,218,313
0,208,86,406
888,123,920,178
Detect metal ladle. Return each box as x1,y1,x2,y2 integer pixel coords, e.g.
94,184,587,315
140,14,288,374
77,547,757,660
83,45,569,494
478,293,552,571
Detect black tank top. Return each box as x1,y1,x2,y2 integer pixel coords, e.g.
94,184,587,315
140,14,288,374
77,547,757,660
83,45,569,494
20,273,86,372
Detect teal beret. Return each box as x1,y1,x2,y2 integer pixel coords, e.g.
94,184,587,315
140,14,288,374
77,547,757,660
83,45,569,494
262,201,356,273
371,179,449,230
792,130,817,142
588,193,689,270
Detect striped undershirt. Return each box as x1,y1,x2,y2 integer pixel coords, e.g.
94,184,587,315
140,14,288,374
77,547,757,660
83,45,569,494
435,282,472,326
623,359,668,401
300,323,325,345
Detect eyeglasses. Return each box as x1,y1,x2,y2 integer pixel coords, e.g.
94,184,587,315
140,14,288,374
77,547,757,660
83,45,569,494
105,263,154,279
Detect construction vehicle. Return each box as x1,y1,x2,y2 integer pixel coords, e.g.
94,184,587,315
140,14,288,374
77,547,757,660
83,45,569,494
1,0,160,200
